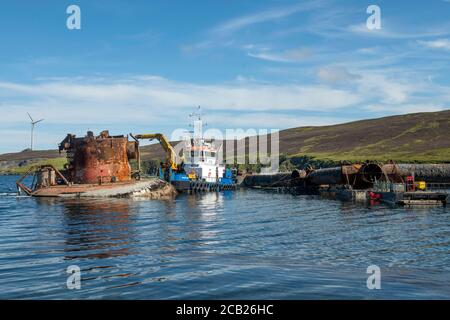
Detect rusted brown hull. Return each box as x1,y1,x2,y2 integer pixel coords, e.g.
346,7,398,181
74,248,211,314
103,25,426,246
59,130,138,184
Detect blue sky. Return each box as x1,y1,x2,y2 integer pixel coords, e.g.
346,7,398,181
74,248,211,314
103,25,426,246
0,0,449,153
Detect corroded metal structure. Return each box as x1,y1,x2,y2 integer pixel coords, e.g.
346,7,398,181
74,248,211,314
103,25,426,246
382,163,450,183
242,162,450,193
59,130,138,184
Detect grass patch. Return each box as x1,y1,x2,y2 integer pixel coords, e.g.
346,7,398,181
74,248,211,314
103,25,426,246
291,149,450,164
0,157,67,175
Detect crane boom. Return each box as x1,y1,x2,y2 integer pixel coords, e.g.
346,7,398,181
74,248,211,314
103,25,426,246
133,133,182,170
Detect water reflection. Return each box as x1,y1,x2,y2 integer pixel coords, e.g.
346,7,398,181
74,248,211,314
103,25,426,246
55,198,135,260
185,193,224,247
156,193,226,257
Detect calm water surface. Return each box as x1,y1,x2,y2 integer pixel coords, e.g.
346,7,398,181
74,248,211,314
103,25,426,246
1,175,450,299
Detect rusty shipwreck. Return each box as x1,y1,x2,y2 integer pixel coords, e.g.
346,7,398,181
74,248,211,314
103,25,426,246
16,130,176,198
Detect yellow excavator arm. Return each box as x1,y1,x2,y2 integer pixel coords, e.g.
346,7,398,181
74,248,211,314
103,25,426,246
133,133,183,170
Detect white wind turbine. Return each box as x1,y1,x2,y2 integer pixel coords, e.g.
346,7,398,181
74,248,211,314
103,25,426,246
27,112,44,151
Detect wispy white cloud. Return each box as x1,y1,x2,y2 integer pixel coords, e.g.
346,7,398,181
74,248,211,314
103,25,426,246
346,22,450,39
182,1,326,54
0,76,362,117
316,66,361,84
365,103,445,114
356,72,422,105
211,1,323,35
248,48,312,63
1,71,447,124
205,113,351,129
0,74,361,152
356,47,380,55
417,38,450,50
300,6,450,41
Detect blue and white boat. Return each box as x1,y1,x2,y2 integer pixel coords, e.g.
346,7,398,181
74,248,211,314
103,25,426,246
158,108,237,192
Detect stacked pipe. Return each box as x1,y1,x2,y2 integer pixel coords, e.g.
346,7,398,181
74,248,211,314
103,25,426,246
381,164,450,183
243,173,292,188
304,163,383,189
243,163,450,190
292,163,450,189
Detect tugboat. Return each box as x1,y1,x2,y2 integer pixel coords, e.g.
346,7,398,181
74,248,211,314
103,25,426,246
132,107,237,193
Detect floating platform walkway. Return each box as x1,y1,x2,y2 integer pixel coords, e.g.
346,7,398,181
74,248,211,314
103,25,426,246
376,191,450,206
172,180,238,193
319,187,449,206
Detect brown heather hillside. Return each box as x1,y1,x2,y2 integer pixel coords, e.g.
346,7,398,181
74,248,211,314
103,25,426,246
1,110,450,174
278,110,450,162
0,149,61,162
139,110,450,163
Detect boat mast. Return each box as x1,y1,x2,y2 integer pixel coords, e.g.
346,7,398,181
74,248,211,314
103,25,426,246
189,106,206,142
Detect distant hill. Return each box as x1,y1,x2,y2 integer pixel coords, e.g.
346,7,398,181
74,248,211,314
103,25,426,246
0,149,61,162
139,110,450,163
0,149,66,175
1,110,449,174
279,110,450,162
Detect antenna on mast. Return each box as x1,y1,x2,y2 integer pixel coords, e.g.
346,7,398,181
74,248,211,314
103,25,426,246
189,106,207,125
189,105,205,120
189,106,207,141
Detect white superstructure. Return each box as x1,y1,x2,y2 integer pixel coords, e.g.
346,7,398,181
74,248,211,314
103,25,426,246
182,107,225,183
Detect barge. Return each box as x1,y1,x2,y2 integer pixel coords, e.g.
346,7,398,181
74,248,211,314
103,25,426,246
16,130,175,198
